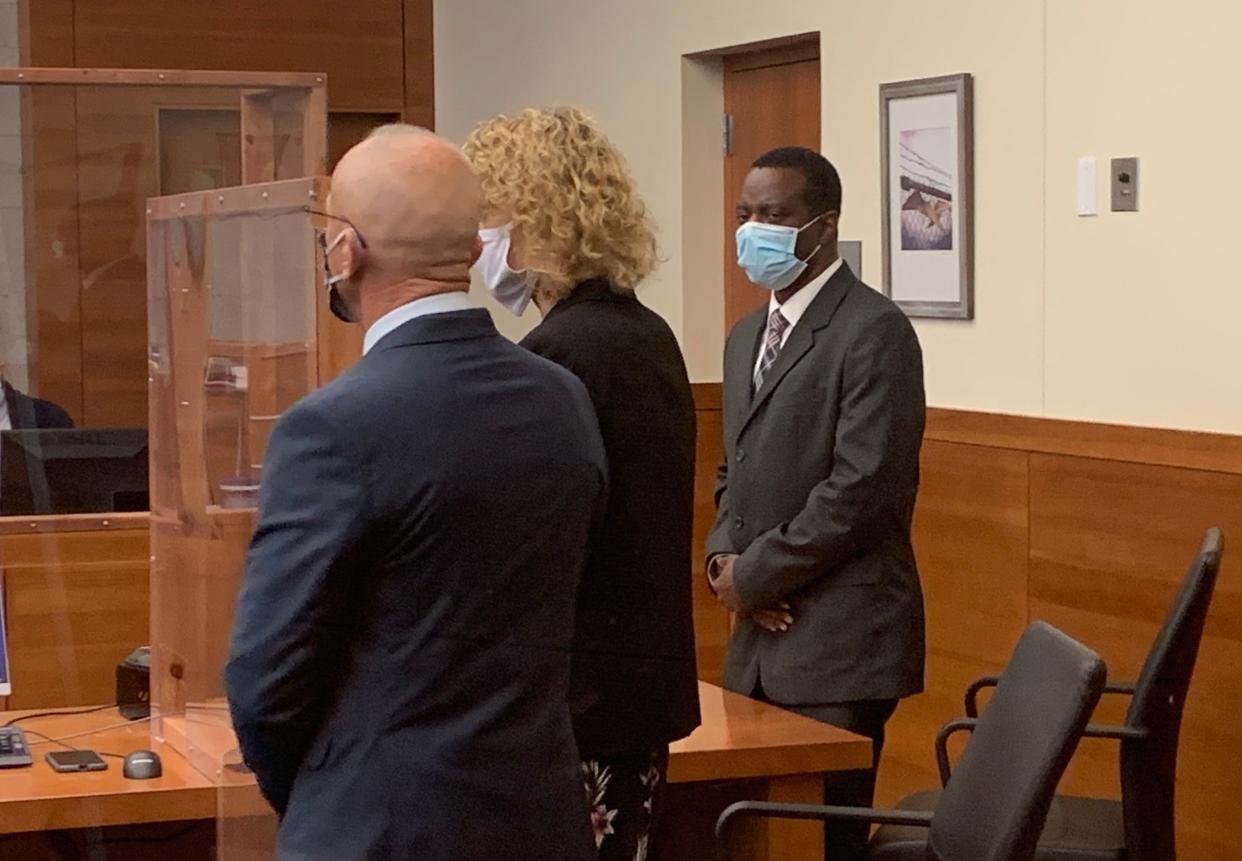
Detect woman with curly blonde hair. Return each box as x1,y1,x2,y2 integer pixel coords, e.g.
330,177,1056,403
466,107,700,860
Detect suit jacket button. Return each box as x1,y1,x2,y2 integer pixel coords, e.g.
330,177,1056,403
733,516,744,530
736,449,746,463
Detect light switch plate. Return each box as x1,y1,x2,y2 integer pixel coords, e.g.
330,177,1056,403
840,240,862,278
1111,157,1139,212
1077,156,1098,216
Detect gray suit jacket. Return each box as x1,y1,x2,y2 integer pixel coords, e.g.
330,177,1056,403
707,263,927,706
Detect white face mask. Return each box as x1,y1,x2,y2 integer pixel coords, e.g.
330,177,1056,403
474,223,533,316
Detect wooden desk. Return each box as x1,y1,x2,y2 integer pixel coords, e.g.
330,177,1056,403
662,682,872,859
0,685,868,860
0,708,214,835
671,682,871,780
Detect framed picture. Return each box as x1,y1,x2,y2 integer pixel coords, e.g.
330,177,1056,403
880,73,974,319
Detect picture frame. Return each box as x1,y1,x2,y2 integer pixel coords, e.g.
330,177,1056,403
880,73,974,319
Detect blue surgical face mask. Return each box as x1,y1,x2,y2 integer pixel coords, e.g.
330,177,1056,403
735,213,827,291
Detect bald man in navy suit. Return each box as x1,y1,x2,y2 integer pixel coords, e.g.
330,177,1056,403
226,127,604,861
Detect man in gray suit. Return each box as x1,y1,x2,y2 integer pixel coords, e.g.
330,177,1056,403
707,146,926,860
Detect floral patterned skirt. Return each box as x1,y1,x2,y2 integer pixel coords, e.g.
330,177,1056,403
580,747,669,861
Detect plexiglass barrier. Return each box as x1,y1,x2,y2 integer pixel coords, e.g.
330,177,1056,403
148,178,328,859
0,69,326,858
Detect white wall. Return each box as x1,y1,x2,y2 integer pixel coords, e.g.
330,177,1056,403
436,0,1242,434
1041,0,1242,432
0,0,27,390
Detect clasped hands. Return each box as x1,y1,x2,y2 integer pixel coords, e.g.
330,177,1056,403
709,554,793,633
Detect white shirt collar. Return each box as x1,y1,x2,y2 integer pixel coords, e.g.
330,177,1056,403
362,292,474,355
768,256,844,332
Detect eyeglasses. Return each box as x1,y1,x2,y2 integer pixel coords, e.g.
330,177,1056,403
307,208,369,287
306,208,370,249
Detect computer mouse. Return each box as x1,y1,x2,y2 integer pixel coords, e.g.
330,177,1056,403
122,749,162,780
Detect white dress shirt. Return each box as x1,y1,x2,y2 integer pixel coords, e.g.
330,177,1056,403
362,291,474,356
752,257,844,381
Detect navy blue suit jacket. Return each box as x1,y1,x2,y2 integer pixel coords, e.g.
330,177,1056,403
225,309,606,861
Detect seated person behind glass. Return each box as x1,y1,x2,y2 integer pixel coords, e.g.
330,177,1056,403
1,365,74,430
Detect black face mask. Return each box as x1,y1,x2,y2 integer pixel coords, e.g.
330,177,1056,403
327,280,359,324
318,221,364,325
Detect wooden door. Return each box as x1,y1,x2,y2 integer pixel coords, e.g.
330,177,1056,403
723,44,821,331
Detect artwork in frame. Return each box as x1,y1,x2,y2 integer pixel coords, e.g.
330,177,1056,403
880,73,974,319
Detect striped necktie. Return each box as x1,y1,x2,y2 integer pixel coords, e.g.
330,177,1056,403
753,308,790,393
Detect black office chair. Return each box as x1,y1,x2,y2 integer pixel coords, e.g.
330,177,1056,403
872,527,1224,861
716,621,1106,861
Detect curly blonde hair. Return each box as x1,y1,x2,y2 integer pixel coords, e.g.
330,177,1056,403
463,106,659,296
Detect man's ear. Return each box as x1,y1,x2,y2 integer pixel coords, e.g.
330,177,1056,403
337,231,363,280
818,211,840,246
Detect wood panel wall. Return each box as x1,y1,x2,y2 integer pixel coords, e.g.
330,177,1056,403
69,2,406,112
691,387,1242,861
691,385,730,686
0,519,150,709
20,0,434,154
16,0,429,421
0,387,1235,857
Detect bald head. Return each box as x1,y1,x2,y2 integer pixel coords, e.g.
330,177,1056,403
327,128,482,322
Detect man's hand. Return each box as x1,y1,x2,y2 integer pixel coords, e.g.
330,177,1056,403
741,607,794,633
711,555,794,631
710,554,743,612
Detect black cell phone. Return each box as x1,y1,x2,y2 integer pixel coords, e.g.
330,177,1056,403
45,749,108,773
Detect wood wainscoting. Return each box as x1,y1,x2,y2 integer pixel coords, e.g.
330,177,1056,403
690,385,1242,861
2,388,1237,857
0,515,150,710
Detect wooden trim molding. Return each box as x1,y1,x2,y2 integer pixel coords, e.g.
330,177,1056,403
0,512,149,536
147,176,326,220
0,68,327,88
692,384,1242,476
925,408,1242,476
690,32,820,68
722,39,820,73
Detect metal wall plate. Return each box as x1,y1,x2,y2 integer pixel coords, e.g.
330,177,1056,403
840,240,862,279
1111,157,1139,212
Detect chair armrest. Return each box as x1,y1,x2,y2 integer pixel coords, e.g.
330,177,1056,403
1083,723,1149,741
964,676,1000,717
716,801,933,861
935,718,978,786
966,678,1136,719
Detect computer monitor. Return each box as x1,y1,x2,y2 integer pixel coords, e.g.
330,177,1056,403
0,580,10,696
0,428,150,516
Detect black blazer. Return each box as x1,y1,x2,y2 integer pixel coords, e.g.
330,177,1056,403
2,382,73,429
522,279,701,759
707,263,927,706
226,309,606,861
